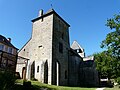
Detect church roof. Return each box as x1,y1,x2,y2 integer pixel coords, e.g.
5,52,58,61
71,41,84,52
0,35,18,49
31,9,70,27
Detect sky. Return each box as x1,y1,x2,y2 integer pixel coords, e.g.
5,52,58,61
0,0,120,56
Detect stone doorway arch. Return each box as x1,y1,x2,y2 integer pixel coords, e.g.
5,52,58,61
44,60,48,84
22,67,26,80
31,61,35,79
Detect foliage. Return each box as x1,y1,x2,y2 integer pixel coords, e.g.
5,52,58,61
104,86,120,90
94,51,115,79
101,14,120,59
0,70,16,90
98,13,120,79
117,77,120,85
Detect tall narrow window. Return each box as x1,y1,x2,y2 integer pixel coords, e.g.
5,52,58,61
8,47,12,54
65,70,67,79
59,43,63,53
37,66,39,73
62,33,64,39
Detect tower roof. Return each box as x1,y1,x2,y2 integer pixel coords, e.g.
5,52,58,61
31,9,70,27
71,41,84,52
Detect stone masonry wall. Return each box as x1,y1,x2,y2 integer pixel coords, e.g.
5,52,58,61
17,14,53,84
52,14,70,86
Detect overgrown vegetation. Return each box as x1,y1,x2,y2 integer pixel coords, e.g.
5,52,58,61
0,70,16,90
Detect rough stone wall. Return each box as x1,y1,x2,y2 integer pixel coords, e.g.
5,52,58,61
17,14,53,84
52,14,70,86
16,63,26,78
68,52,83,86
32,15,53,84
16,40,31,78
35,60,44,82
18,39,31,59
79,61,99,87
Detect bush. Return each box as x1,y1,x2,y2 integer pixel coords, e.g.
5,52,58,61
117,77,120,85
0,70,16,90
23,80,32,90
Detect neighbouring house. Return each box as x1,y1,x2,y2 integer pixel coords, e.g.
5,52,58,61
16,9,99,87
0,35,18,72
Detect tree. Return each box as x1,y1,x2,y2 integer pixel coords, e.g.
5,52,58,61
94,51,115,79
101,14,120,59
94,14,120,82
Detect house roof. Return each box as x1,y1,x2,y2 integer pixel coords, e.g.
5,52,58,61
0,35,18,50
31,9,70,27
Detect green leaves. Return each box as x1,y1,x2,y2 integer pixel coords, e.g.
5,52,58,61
98,13,120,79
102,14,120,58
94,51,116,79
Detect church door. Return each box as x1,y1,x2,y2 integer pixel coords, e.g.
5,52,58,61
22,67,26,80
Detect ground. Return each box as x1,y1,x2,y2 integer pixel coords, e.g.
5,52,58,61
14,79,120,90
104,86,120,90
15,79,96,90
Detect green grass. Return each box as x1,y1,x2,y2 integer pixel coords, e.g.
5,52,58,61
15,79,96,90
104,86,120,90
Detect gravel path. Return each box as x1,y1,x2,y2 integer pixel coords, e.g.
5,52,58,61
96,88,105,90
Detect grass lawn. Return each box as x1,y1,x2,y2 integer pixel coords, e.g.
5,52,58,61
104,86,120,90
15,79,96,90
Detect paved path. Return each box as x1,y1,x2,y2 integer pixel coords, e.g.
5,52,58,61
96,88,105,90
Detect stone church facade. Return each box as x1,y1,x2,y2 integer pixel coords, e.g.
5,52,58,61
16,9,99,86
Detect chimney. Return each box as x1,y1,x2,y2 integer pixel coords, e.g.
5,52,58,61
38,9,43,17
7,38,11,42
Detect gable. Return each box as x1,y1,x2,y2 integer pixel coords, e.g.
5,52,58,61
71,41,84,52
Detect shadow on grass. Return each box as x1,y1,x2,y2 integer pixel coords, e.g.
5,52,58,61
11,84,53,90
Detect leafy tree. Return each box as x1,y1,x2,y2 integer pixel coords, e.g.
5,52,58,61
101,14,120,59
101,14,120,78
94,51,115,79
95,14,120,79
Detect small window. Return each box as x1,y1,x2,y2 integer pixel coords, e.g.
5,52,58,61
59,43,63,53
0,44,4,51
37,66,39,73
5,46,8,52
38,45,42,48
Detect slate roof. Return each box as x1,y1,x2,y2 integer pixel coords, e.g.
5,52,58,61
32,9,70,27
71,40,84,52
0,35,18,49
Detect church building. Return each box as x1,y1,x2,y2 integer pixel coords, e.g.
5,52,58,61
16,9,99,86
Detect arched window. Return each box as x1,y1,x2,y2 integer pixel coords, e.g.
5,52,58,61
37,66,39,73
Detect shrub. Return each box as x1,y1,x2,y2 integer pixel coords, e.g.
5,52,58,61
0,70,16,90
117,77,120,85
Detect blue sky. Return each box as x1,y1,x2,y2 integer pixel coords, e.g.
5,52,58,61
0,0,120,56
